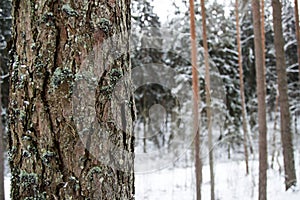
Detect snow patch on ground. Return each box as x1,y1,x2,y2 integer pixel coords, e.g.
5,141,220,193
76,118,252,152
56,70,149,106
4,176,10,200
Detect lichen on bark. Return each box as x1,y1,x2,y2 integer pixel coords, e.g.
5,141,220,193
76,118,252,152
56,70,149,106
9,0,134,199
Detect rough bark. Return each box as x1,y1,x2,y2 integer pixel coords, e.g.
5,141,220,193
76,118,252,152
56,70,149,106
9,1,135,199
251,0,268,200
189,0,202,199
235,0,249,175
200,0,214,199
272,0,297,190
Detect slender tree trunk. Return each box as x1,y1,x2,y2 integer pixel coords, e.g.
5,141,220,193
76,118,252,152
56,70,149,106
251,0,268,200
9,1,135,199
272,0,297,190
0,79,4,200
200,1,214,199
270,93,279,169
235,0,249,175
294,0,300,82
143,117,147,153
261,0,266,81
189,1,202,199
261,0,267,122
270,93,283,174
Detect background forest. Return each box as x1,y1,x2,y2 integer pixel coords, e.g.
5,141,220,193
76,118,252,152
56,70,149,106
1,0,300,199
131,0,300,177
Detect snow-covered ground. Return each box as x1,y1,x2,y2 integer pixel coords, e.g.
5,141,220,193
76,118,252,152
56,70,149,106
136,158,300,200
4,154,300,200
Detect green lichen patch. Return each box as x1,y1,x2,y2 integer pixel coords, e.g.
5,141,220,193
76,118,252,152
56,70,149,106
62,4,79,17
87,166,102,181
50,67,74,92
109,68,123,83
41,150,56,166
99,18,112,33
19,170,38,187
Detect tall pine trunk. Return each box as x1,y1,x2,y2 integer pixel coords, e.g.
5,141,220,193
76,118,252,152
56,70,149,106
235,0,249,175
261,0,266,82
189,1,202,199
251,0,268,200
9,1,135,199
0,82,3,200
295,0,300,82
272,0,297,190
200,0,214,199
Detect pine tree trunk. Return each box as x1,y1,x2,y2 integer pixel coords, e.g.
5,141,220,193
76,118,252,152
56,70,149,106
200,0,214,199
251,0,268,200
0,81,4,200
9,1,135,199
189,1,202,199
261,0,266,83
270,93,279,169
235,0,249,175
261,0,267,124
272,0,297,190
294,0,300,82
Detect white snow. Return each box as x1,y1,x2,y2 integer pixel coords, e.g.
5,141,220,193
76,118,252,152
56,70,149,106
4,154,300,199
4,176,10,200
135,158,300,200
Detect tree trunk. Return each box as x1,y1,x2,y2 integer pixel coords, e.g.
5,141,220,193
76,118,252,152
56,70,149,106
189,0,202,199
251,0,268,200
272,0,297,190
0,80,3,200
261,0,267,125
235,0,249,175
9,1,135,199
294,0,300,82
270,93,279,170
200,1,214,200
261,0,266,83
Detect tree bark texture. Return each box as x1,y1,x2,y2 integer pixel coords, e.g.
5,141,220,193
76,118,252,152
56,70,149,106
272,0,297,190
189,0,202,200
251,0,268,200
9,0,135,199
